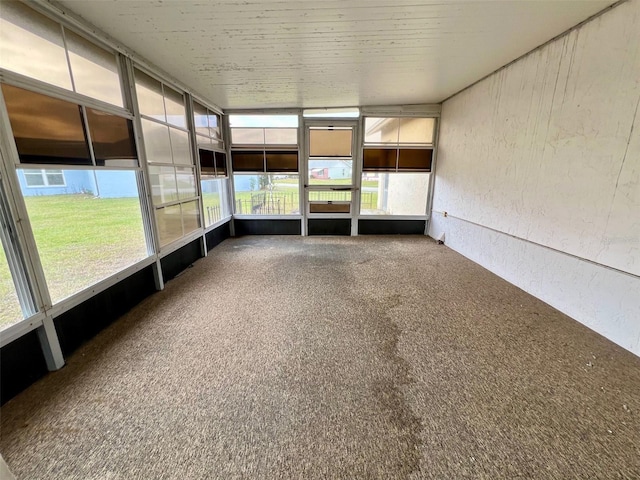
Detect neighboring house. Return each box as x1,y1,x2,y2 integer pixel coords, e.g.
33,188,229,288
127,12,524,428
17,169,139,198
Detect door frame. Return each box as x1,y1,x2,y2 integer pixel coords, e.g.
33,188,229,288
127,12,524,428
301,118,361,236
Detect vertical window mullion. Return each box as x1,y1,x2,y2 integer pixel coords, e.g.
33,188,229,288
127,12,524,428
60,25,76,93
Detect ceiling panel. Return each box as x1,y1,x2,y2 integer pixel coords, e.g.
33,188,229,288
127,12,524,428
54,0,617,109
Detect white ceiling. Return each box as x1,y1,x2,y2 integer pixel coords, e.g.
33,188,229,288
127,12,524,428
54,0,617,110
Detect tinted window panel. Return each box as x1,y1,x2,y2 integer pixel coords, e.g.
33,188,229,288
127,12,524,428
193,101,209,136
0,1,72,89
232,128,264,145
309,128,351,157
148,165,178,204
65,29,123,107
86,108,137,167
156,204,183,247
198,149,215,174
134,69,165,121
169,127,191,165
398,117,435,145
363,148,396,170
176,167,197,200
364,117,399,144
163,85,186,128
214,151,227,177
264,128,297,145
232,151,264,172
141,119,172,164
2,84,91,165
181,200,201,235
266,151,298,172
397,149,433,171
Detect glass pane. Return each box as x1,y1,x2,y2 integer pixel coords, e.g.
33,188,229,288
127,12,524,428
201,176,227,228
134,69,165,121
181,200,201,235
196,134,212,148
308,190,352,202
231,128,265,145
398,118,435,144
264,128,297,145
233,174,299,215
398,149,433,170
21,170,148,303
193,101,209,136
364,117,399,144
148,165,178,204
198,149,215,175
141,119,172,164
0,1,72,89
24,171,45,187
176,167,197,200
46,171,65,186
169,127,191,165
86,108,137,167
65,29,122,107
360,173,429,215
156,204,183,247
309,128,352,157
266,151,298,172
0,239,23,328
309,202,350,214
163,85,186,128
363,148,397,170
232,151,264,172
2,84,91,165
308,159,352,185
208,112,221,139
229,114,298,128
214,151,227,177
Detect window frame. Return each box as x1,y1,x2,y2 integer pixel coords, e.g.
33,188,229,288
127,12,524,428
23,169,66,188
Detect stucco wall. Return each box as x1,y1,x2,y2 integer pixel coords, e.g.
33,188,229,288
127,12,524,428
430,0,640,355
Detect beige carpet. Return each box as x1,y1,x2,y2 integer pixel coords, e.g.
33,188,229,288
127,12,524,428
1,236,639,479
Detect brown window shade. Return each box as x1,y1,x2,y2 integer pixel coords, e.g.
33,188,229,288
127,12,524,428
309,128,352,157
363,148,396,171
214,151,227,176
2,84,91,165
398,149,433,171
309,202,351,214
199,149,215,174
232,151,264,171
86,108,137,167
266,151,298,172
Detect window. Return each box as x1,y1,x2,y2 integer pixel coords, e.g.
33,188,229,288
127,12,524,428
2,84,137,167
193,101,222,149
0,2,123,106
230,115,299,173
230,115,299,216
201,176,230,227
362,117,435,172
19,169,149,304
23,169,65,188
135,68,201,246
360,173,430,216
308,127,354,185
233,174,300,215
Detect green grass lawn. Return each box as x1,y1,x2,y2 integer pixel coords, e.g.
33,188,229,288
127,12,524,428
0,245,23,326
0,194,149,327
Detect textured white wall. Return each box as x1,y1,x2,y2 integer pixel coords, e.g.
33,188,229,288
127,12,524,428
430,0,640,355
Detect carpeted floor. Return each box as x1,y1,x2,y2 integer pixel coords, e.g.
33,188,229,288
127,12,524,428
1,236,639,479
